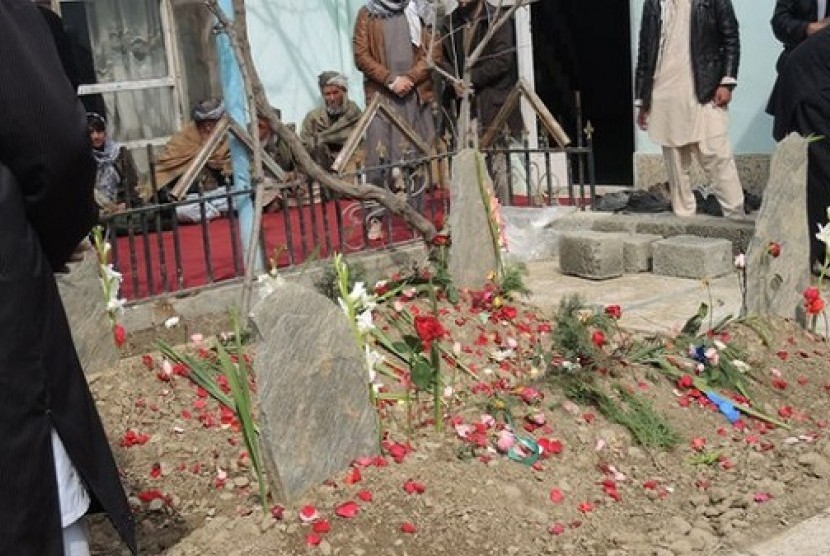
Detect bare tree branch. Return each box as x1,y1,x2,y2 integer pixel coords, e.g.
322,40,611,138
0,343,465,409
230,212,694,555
205,0,438,313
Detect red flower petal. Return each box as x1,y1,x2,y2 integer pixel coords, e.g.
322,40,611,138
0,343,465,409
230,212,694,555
400,522,417,534
403,479,426,494
549,488,565,504
357,490,373,502
577,501,594,513
334,501,360,519
270,505,285,520
549,522,566,536
312,519,331,534
305,533,322,546
298,505,319,523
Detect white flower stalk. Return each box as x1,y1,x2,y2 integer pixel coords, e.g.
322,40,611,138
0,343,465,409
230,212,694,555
816,222,830,247
356,309,374,334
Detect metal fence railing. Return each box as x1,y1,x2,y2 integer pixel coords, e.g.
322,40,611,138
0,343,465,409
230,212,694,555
105,139,594,303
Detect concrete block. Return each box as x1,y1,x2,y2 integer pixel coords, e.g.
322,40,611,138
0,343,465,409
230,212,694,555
592,215,639,233
549,211,614,232
634,214,689,238
684,216,755,256
652,235,733,279
559,231,625,280
623,233,663,273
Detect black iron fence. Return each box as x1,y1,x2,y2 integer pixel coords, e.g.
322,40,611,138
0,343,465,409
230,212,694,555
105,141,594,303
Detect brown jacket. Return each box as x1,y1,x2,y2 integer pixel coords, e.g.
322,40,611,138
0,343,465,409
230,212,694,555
352,7,441,105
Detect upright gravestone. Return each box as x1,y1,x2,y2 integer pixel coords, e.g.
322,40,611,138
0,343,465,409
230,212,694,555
745,133,810,325
250,281,379,504
448,148,501,289
56,253,119,376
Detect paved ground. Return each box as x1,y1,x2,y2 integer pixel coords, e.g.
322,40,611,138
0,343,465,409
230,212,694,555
523,258,830,555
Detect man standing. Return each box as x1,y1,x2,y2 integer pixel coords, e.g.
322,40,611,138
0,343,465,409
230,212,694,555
0,1,135,553
772,0,829,71
301,71,363,171
772,27,830,272
635,0,745,218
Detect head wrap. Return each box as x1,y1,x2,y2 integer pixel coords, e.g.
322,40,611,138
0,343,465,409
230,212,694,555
87,112,107,132
192,98,225,122
318,71,349,91
364,0,410,18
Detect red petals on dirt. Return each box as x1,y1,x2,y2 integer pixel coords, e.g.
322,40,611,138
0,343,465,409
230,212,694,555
305,533,322,546
357,490,374,502
335,501,360,519
344,466,362,485
382,440,412,464
691,437,707,451
677,375,694,389
270,505,285,520
778,406,794,419
549,488,565,504
577,501,595,513
298,505,320,523
113,324,127,347
400,522,417,534
538,438,564,457
120,429,150,448
771,378,788,390
403,479,426,494
601,479,622,502
604,304,622,319
137,489,166,503
312,519,331,534
549,522,566,535
754,492,774,503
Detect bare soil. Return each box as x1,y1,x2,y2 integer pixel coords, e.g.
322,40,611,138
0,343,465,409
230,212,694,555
88,293,830,556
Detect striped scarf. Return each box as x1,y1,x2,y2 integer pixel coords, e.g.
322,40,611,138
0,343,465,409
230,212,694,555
364,0,409,17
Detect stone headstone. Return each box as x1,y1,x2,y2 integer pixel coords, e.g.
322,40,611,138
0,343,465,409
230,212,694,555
56,253,120,376
448,149,500,288
250,281,379,504
745,133,810,325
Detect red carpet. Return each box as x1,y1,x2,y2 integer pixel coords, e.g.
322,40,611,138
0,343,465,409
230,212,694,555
114,192,448,300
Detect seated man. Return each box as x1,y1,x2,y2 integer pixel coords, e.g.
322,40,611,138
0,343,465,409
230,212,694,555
300,71,362,172
87,112,141,216
153,98,233,222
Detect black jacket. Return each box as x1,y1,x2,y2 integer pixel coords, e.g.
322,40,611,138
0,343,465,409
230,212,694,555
0,1,136,554
442,2,523,141
772,0,821,70
635,0,740,111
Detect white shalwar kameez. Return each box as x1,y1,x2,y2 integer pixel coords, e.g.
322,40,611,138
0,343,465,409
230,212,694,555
647,0,744,217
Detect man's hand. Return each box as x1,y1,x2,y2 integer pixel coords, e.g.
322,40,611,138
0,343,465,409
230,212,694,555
807,17,830,36
636,107,649,131
452,80,473,98
713,85,732,107
390,75,414,96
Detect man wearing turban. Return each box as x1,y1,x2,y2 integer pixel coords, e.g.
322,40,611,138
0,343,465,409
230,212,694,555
300,71,363,171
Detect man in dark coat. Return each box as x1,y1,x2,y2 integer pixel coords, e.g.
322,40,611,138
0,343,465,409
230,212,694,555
442,0,523,145
772,27,830,271
0,1,136,554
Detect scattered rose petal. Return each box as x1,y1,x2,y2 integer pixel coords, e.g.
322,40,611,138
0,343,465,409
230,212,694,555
312,519,331,534
305,533,322,546
403,479,426,495
754,492,773,503
549,523,566,536
334,501,360,519
270,505,285,520
400,522,417,534
550,488,565,504
357,490,373,502
298,505,319,523
577,501,595,513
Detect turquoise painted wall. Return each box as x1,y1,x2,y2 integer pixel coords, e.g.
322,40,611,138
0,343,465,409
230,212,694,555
246,0,365,128
630,0,780,155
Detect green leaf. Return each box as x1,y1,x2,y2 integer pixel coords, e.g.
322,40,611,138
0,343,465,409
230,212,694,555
411,356,435,391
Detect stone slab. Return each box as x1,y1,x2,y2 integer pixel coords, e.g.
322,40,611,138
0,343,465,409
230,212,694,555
745,133,811,325
447,149,500,288
634,214,690,238
652,235,733,279
736,506,830,556
251,281,379,504
592,215,639,234
623,233,662,273
559,231,625,280
56,253,119,376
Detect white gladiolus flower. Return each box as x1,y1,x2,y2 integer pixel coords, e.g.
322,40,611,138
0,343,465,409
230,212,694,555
106,298,126,313
356,309,374,333
164,316,180,328
816,222,830,246
734,253,746,269
714,339,727,350
103,263,122,283
732,359,750,373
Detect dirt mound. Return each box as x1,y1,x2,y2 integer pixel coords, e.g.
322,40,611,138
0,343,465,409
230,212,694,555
89,294,830,556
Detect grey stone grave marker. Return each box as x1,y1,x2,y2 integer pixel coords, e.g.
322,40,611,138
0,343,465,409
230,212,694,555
250,281,379,504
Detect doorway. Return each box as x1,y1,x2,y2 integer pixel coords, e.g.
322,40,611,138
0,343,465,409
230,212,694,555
531,0,634,185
